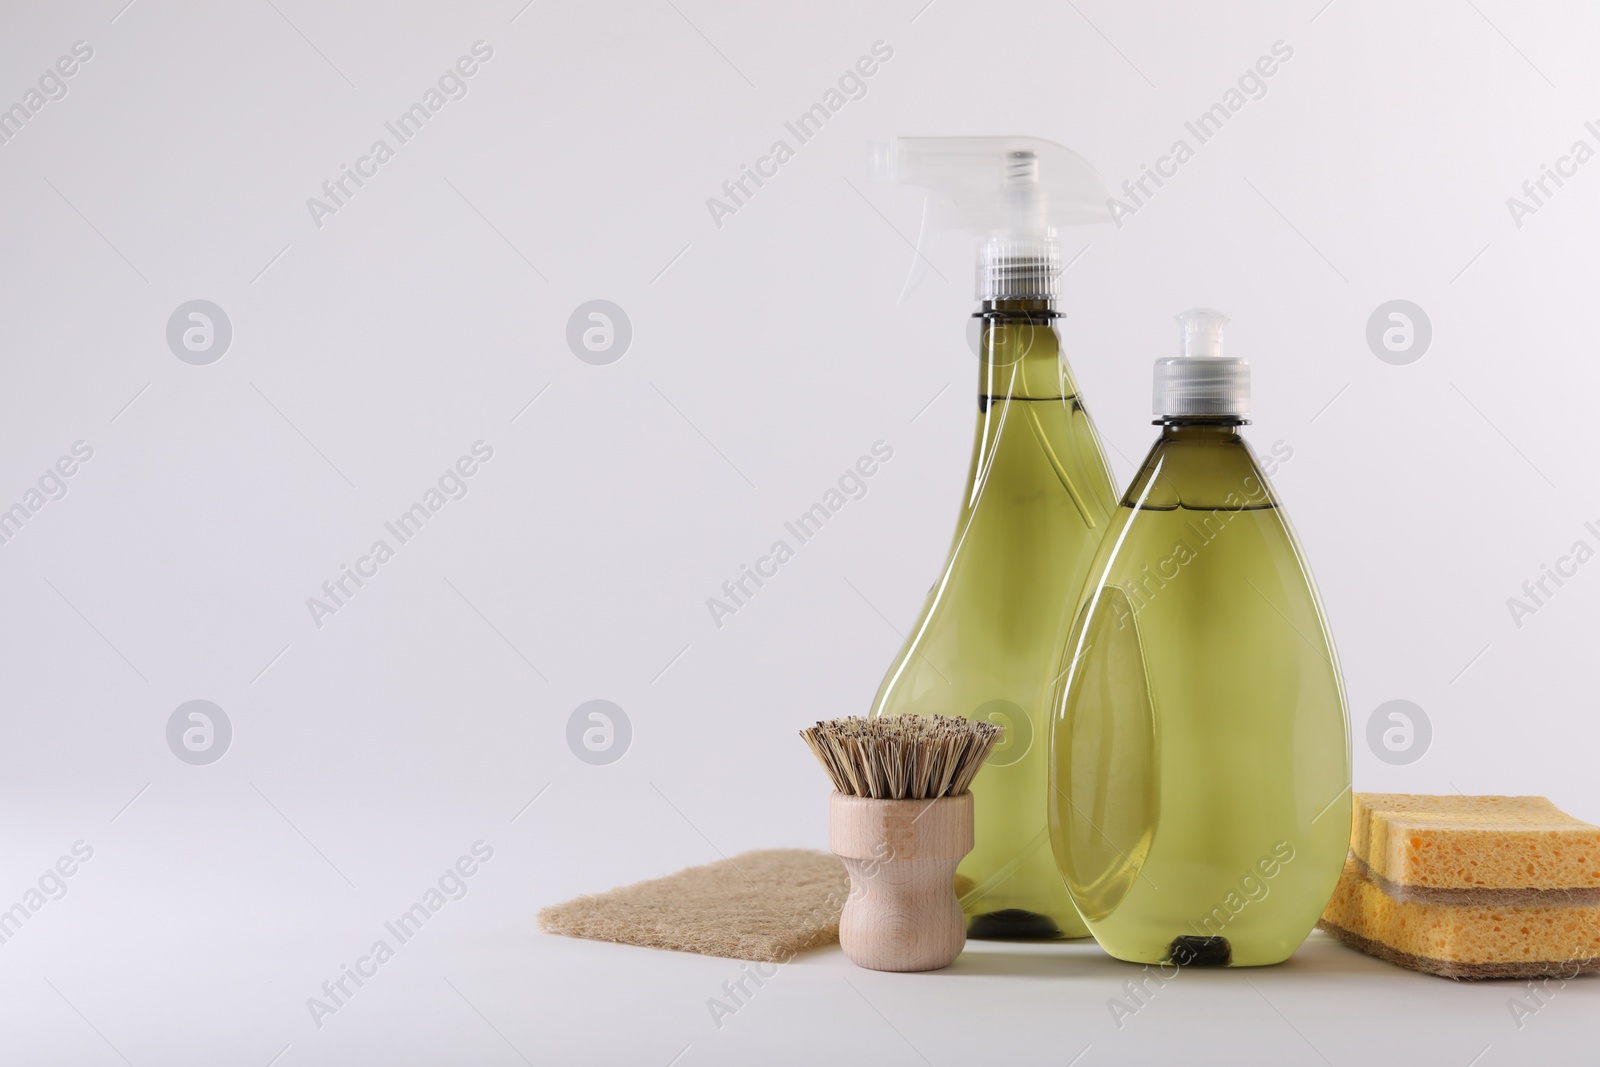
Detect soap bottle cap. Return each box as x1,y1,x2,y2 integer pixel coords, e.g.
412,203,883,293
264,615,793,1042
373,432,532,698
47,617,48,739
869,136,1110,302
1154,308,1250,418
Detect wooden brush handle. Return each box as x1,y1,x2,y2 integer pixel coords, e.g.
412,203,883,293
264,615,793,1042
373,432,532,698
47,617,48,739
829,792,974,972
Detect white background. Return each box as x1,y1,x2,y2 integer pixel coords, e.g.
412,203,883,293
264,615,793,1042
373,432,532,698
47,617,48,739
1,0,1597,1063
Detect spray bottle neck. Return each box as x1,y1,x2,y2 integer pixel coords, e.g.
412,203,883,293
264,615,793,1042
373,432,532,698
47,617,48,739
982,298,1056,315
974,300,1075,402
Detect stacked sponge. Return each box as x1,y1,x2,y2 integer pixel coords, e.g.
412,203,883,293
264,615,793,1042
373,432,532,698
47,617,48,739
1319,794,1600,978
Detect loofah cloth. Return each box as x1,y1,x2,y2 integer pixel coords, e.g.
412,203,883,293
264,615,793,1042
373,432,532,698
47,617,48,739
538,849,849,962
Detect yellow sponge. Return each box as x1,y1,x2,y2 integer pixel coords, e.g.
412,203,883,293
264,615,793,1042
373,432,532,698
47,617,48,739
1352,794,1600,900
1320,856,1600,978
1320,794,1600,978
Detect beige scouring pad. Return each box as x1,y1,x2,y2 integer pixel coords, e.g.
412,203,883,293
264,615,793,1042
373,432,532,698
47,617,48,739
538,849,849,962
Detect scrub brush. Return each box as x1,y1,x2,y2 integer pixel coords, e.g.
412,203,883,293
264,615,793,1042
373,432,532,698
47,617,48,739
800,715,1002,971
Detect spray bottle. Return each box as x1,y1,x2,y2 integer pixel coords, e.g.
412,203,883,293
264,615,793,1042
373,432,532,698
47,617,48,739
867,137,1117,939
1047,309,1351,966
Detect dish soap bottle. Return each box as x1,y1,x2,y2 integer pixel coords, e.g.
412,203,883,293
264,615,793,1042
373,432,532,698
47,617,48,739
868,137,1118,939
1048,309,1350,966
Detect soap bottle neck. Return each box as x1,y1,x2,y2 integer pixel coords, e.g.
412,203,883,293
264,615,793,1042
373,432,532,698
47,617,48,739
1157,420,1247,441
1122,419,1277,511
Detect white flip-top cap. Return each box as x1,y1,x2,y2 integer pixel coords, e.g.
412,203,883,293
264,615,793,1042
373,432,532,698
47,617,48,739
1153,308,1250,418
870,136,1110,301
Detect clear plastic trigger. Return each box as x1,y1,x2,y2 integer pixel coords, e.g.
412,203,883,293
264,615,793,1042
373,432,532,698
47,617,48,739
897,193,955,305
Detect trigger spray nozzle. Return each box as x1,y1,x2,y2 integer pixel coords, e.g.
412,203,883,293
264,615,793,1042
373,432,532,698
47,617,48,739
870,136,1112,303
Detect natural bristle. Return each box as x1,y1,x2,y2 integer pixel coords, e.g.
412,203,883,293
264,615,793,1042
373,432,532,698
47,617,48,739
799,715,1003,800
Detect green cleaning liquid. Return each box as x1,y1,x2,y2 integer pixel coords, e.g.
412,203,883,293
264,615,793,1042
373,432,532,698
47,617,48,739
872,301,1117,938
1048,309,1350,966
